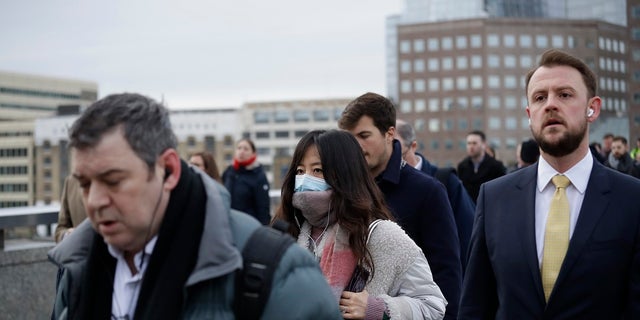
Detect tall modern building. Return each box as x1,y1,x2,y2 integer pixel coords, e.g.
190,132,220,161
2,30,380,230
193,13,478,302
396,17,628,168
0,71,97,208
628,0,640,143
387,0,628,102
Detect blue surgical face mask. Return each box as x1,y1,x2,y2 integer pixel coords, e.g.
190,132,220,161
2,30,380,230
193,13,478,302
294,174,331,192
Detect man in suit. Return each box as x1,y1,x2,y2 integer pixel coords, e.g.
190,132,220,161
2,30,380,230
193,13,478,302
395,119,475,270
459,49,640,319
457,130,506,203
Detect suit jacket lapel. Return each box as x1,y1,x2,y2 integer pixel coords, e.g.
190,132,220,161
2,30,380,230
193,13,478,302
553,162,610,294
516,166,546,303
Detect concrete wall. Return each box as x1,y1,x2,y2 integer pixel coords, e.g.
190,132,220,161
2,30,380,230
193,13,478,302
0,243,57,320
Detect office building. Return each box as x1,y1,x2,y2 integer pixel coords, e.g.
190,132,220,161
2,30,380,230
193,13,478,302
396,17,628,168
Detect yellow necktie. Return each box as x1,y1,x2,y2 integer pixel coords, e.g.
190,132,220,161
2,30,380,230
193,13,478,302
541,174,571,301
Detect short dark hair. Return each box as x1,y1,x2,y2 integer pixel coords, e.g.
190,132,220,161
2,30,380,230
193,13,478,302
613,136,628,145
69,93,177,172
525,49,597,99
467,130,486,142
338,92,396,134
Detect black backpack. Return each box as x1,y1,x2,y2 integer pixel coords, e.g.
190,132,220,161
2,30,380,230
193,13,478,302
234,219,295,319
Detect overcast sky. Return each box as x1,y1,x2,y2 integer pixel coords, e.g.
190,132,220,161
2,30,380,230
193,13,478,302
0,0,403,109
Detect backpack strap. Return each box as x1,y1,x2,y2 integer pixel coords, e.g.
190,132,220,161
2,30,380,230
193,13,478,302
234,219,295,319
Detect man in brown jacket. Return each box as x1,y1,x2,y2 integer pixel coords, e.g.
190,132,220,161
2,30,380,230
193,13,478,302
54,175,86,242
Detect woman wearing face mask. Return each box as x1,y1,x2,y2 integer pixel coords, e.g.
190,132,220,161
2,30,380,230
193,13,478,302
274,130,446,320
222,138,271,224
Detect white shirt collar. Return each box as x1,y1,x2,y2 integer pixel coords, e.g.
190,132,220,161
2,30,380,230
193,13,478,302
414,154,423,171
537,151,593,194
107,236,158,272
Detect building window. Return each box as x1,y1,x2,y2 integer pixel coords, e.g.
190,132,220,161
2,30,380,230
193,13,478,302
274,110,290,123
444,119,454,131
415,99,426,112
400,40,411,53
430,140,439,150
632,5,640,18
428,58,439,71
471,55,482,69
275,131,289,138
473,118,483,130
567,36,575,48
442,37,453,50
504,96,517,109
429,79,440,91
428,38,439,51
257,147,270,156
536,35,548,48
254,111,269,124
488,96,501,109
294,130,307,138
504,75,517,89
401,80,412,93
442,57,453,70
456,35,467,49
520,34,532,48
187,136,197,147
520,55,533,68
401,60,412,73
456,56,468,69
458,119,468,130
429,98,439,112
471,76,483,89
414,59,425,72
293,110,310,122
313,109,330,121
429,119,440,132
415,79,426,92
487,34,499,47
414,39,425,52
442,78,454,91
457,76,468,90
255,131,270,139
503,34,515,47
488,117,501,129
400,100,412,113
457,97,469,109
504,55,516,68
472,96,483,109
442,97,453,111
488,54,500,68
488,75,500,88
470,34,482,48
505,117,517,130
552,35,563,48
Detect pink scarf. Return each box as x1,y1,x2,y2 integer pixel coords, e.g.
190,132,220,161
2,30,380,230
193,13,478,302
299,223,357,300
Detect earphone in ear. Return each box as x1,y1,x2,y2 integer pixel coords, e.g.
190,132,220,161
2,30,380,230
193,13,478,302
528,118,531,125
587,108,594,117
164,168,172,181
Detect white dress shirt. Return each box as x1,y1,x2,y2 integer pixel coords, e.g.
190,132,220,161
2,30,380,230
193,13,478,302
107,236,158,320
535,152,593,266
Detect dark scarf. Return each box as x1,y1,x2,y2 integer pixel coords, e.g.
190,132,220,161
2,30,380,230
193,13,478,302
81,161,206,319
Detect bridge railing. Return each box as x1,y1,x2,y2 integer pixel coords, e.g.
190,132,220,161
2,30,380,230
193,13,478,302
0,205,60,250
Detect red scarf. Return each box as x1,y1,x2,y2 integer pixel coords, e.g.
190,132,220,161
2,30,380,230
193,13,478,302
233,154,257,170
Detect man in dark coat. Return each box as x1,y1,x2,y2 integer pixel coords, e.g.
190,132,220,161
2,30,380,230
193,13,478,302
457,130,506,203
339,92,462,320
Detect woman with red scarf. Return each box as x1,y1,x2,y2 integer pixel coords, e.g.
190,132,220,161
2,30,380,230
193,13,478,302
222,138,271,224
